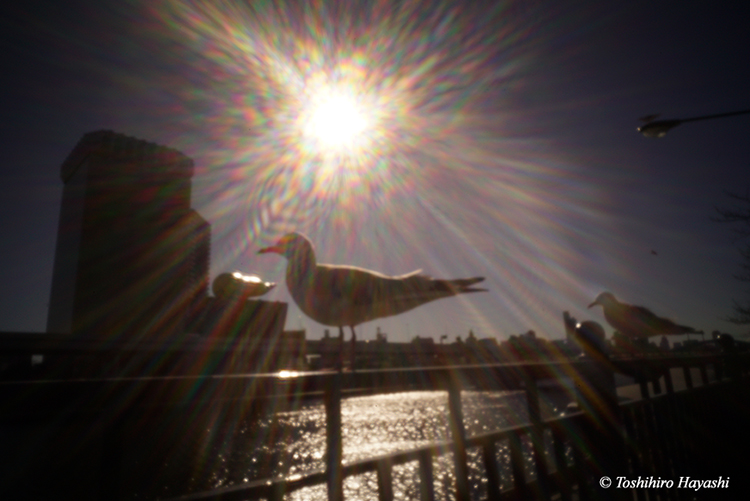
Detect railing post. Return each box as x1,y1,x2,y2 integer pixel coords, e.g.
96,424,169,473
572,321,627,500
447,374,470,501
637,373,650,399
717,334,741,380
418,449,436,501
652,375,662,395
99,412,126,501
661,368,687,492
376,460,394,501
523,372,550,500
509,431,530,499
481,440,501,501
682,365,693,389
699,363,709,386
325,374,344,501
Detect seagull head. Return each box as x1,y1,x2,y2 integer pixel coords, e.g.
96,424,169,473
588,291,617,309
258,232,313,261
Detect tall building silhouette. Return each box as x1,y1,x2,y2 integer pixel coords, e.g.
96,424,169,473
47,130,210,340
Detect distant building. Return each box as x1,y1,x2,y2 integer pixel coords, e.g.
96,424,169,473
47,131,210,341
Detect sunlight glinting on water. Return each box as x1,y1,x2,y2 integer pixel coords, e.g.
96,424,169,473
232,390,565,501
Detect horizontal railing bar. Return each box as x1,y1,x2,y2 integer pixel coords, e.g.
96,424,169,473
1,354,735,384
14,355,697,422
0,356,732,402
166,469,330,501
0,331,297,353
0,330,727,359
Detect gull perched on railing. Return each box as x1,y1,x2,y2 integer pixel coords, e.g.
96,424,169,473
212,271,275,299
588,291,700,339
258,232,486,368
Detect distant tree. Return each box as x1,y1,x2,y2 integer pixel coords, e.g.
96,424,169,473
714,190,750,324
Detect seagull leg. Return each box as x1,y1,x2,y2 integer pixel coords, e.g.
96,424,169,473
337,326,345,373
350,326,357,372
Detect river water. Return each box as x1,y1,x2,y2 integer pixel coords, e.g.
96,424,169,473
166,387,574,501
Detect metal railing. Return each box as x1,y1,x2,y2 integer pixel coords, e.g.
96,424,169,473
161,352,748,501
2,337,748,500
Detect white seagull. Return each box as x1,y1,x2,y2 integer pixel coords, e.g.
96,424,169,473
588,291,700,339
258,232,486,366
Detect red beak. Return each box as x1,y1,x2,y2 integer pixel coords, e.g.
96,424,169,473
258,245,281,254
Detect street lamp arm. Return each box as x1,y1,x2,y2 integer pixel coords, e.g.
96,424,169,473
638,108,750,138
680,108,750,123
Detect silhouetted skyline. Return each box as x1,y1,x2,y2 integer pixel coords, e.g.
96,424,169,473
2,0,750,342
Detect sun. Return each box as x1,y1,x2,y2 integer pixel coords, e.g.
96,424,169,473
298,82,375,157
305,93,367,150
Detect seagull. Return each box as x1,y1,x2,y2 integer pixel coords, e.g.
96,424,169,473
212,271,275,300
258,232,486,368
588,291,700,339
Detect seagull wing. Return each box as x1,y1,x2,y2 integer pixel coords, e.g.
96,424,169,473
312,264,484,324
314,264,390,302
623,305,697,336
317,265,428,308
364,273,485,319
648,315,698,335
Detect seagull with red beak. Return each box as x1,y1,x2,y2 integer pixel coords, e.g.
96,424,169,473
259,232,486,369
